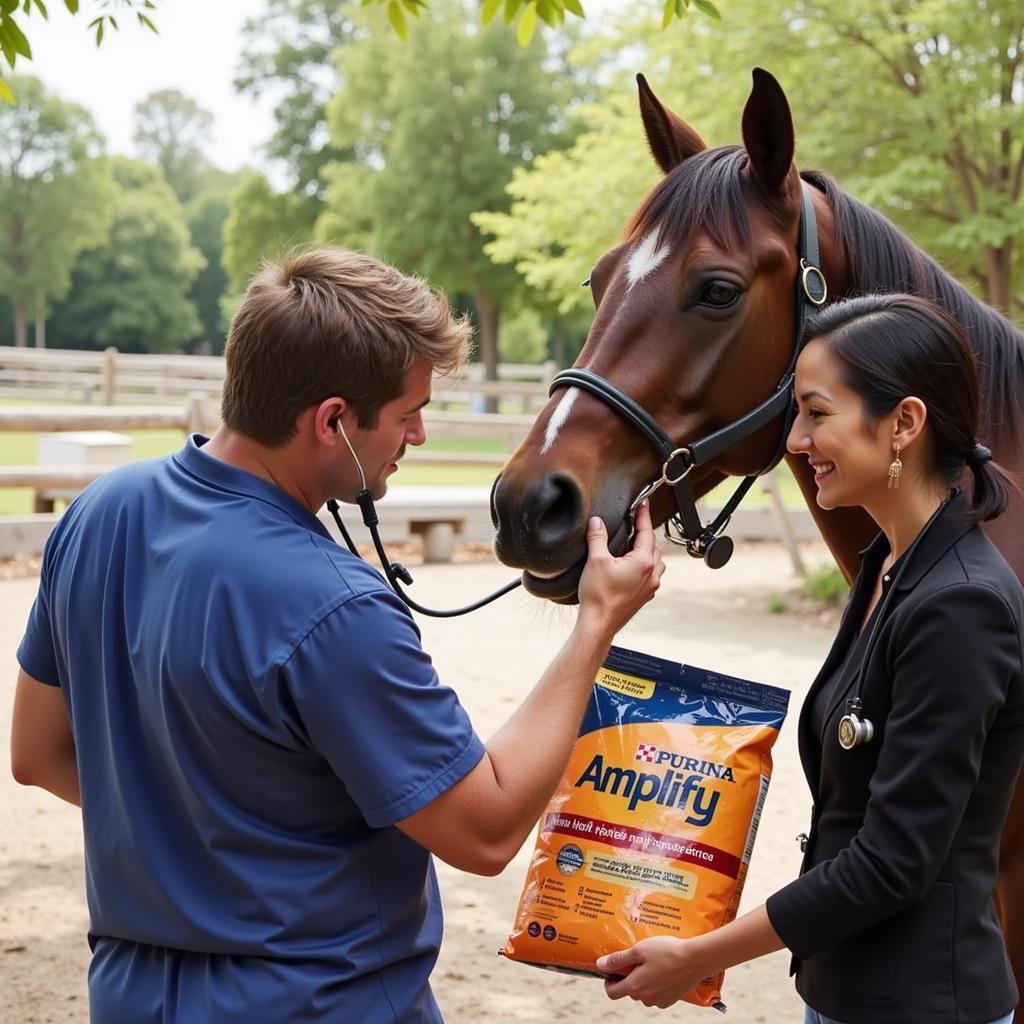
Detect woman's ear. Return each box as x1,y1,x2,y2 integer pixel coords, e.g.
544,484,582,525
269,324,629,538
893,396,928,449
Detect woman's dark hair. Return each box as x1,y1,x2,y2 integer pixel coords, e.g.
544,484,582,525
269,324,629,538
801,293,1012,522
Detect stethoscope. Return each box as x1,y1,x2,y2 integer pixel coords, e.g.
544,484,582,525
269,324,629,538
324,419,522,618
836,495,951,750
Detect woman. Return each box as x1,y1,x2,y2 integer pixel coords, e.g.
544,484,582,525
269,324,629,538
596,293,1024,1024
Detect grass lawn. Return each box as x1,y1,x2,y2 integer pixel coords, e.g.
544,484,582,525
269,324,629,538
0,398,808,514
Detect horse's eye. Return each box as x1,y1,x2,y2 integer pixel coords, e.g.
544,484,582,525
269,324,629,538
699,281,741,308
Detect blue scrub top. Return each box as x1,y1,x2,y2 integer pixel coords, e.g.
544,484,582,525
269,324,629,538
18,436,485,1022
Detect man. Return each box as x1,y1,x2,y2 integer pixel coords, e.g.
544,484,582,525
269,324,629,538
11,249,663,1022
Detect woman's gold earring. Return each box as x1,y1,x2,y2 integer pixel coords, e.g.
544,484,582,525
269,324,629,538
887,442,902,489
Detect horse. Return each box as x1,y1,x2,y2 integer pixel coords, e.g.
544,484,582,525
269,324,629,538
489,68,1024,1006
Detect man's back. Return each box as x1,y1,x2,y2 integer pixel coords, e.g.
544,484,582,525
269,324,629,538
18,436,484,1023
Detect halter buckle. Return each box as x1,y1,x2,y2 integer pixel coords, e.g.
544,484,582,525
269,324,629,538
800,259,828,306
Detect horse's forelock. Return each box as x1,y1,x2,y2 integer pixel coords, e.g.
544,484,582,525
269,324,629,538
626,147,753,252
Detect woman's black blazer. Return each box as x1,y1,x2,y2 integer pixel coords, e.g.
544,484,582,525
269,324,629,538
766,496,1024,1024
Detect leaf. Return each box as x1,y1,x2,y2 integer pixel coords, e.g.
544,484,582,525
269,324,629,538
400,0,421,15
386,0,407,39
2,0,20,14
29,0,49,18
516,1,537,44
95,18,103,45
108,14,117,30
137,11,156,32
62,0,76,12
3,13,31,57
504,0,523,25
661,0,675,29
692,0,720,16
0,75,12,103
674,0,685,16
563,0,584,15
481,0,502,24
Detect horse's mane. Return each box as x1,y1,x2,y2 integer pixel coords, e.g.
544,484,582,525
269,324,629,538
803,169,1024,439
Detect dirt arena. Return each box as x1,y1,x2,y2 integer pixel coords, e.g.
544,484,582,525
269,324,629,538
0,541,840,1023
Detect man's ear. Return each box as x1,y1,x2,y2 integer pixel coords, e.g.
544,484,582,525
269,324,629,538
315,398,348,441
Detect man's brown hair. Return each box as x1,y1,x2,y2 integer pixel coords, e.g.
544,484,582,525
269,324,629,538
221,248,471,446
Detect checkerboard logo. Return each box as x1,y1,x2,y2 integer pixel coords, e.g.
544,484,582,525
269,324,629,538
634,743,659,763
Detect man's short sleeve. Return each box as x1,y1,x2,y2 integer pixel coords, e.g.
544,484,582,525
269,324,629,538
281,589,485,828
17,559,60,687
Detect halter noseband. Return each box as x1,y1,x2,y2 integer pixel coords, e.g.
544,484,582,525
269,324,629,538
549,182,828,569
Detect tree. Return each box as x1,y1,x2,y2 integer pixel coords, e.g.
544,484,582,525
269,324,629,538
132,88,214,202
46,157,204,353
0,74,115,347
1,0,159,103
222,173,321,298
321,1,576,402
234,0,358,200
347,0,716,46
477,0,1024,319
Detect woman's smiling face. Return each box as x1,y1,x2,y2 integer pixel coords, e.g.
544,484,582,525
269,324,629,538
787,339,897,511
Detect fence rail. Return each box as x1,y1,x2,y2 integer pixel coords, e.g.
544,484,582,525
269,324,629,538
0,346,558,411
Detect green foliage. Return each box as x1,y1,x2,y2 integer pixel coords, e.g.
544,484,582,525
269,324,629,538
185,190,232,353
803,564,850,607
321,0,577,378
1,0,159,101
222,173,320,294
766,595,787,614
46,156,204,352
234,0,358,199
479,0,1024,319
0,75,115,345
132,88,213,202
351,0,715,46
497,308,547,363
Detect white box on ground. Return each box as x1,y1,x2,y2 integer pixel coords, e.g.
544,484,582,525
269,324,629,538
37,431,134,467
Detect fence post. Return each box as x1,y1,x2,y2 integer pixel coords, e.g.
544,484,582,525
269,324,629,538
762,470,806,578
186,393,207,436
102,347,118,405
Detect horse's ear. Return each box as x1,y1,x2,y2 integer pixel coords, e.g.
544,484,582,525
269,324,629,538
741,68,797,198
637,73,706,174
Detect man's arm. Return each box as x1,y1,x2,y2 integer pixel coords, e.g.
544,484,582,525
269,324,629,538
397,504,663,875
10,668,80,806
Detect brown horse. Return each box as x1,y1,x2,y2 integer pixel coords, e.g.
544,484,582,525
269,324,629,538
490,68,1024,1005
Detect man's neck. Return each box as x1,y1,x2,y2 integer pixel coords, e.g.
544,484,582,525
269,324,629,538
201,426,320,513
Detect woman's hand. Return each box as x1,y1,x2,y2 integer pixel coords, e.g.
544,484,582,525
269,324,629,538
597,936,711,1008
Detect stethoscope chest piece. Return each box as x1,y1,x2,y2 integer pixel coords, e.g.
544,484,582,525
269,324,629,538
838,697,874,750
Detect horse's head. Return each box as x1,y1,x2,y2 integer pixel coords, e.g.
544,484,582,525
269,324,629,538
492,68,830,602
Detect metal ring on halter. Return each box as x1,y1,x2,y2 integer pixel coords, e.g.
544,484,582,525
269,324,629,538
663,447,694,486
800,259,828,306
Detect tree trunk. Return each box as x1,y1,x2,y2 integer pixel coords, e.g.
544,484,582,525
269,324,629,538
474,292,500,414
982,242,1013,315
34,288,46,349
13,298,27,348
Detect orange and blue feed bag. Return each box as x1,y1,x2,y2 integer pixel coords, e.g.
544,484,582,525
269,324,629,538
501,645,790,1010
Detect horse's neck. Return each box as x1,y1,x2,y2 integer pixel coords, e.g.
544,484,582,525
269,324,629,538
785,453,877,582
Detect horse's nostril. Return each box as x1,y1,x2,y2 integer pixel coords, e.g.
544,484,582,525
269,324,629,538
526,474,583,547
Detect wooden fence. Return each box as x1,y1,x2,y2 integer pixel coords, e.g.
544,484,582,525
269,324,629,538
0,346,558,412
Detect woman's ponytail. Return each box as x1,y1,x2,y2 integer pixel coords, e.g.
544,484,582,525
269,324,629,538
965,443,1014,523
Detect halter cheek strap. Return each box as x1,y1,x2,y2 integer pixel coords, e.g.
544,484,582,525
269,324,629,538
549,182,827,567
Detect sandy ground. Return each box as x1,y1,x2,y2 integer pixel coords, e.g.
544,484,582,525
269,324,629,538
0,540,841,1023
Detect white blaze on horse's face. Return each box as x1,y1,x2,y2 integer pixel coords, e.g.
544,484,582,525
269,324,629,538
540,386,579,455
626,230,672,289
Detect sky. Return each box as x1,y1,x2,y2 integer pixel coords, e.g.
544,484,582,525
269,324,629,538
19,0,279,175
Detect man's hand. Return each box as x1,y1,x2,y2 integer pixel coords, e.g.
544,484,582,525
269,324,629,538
577,499,664,633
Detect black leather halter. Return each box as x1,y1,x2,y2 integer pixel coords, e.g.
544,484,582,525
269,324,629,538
549,182,828,568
